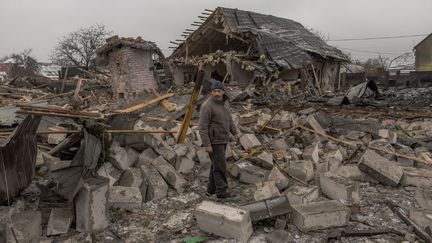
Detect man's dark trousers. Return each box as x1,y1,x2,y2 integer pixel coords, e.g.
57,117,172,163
207,144,228,195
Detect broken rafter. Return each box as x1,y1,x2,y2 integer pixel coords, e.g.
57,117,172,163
115,93,174,113
176,71,205,144
17,105,103,119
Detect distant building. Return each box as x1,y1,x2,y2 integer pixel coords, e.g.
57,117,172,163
97,36,165,103
412,34,432,86
415,33,432,71
38,63,61,80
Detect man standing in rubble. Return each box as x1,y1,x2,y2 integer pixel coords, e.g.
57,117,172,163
199,80,239,199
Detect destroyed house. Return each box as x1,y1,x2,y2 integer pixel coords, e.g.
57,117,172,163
97,36,165,102
168,7,347,92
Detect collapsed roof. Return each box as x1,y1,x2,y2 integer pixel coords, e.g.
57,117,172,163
97,35,165,59
170,7,347,70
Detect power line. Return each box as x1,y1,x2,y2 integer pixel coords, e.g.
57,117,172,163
329,34,428,42
338,47,410,55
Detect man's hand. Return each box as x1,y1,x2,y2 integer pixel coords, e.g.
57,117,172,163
206,145,213,154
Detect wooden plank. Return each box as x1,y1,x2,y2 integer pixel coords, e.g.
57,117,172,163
176,71,205,144
73,78,83,101
115,93,174,113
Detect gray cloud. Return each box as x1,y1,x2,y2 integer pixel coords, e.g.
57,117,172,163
1,0,430,62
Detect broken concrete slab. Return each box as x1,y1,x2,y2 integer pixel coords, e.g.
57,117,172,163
140,164,168,201
196,148,211,166
47,208,73,236
320,171,361,204
251,151,274,169
175,156,195,174
109,186,142,209
5,210,41,243
75,176,109,233
195,200,253,242
96,162,122,187
254,181,280,201
302,144,319,163
358,149,403,186
154,141,177,164
400,167,432,187
324,149,343,172
308,115,326,135
117,168,143,188
409,208,432,233
284,185,319,205
151,156,187,193
271,139,289,152
415,187,432,209
291,200,350,232
267,167,289,191
336,165,367,182
288,160,314,182
109,141,135,170
230,161,269,184
240,133,262,150
137,147,158,166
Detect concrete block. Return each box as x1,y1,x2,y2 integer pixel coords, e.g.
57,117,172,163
117,168,143,188
197,148,211,166
415,187,432,209
291,200,350,232
320,171,361,204
226,143,234,159
197,163,211,182
140,164,168,201
173,143,189,157
109,186,142,209
267,167,289,191
126,147,139,165
75,176,109,233
252,151,274,169
109,141,134,170
265,230,294,243
284,185,319,205
137,147,158,166
336,165,367,182
274,215,288,230
401,167,432,187
409,208,432,233
302,144,319,163
5,211,41,243
47,208,73,236
151,156,187,193
288,160,314,182
358,149,403,186
240,134,262,150
195,200,252,242
254,181,280,201
324,150,343,171
175,156,195,174
230,161,269,184
308,115,326,135
154,141,177,163
271,139,289,152
96,162,122,187
379,129,397,144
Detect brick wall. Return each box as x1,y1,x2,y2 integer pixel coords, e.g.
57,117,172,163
109,47,156,102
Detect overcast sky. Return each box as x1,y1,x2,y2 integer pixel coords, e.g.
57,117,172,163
1,0,431,62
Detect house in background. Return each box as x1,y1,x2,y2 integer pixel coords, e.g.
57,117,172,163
339,63,366,89
168,7,347,93
97,36,165,103
38,63,61,80
412,33,432,86
0,63,12,81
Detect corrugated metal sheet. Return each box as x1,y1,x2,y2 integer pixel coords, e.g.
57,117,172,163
0,115,41,203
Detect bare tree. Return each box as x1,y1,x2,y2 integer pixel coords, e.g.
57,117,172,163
50,24,111,69
361,55,389,72
8,49,39,78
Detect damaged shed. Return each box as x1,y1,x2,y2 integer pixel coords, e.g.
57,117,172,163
97,36,165,103
168,7,347,92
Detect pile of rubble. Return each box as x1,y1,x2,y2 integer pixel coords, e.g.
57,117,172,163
1,71,432,243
